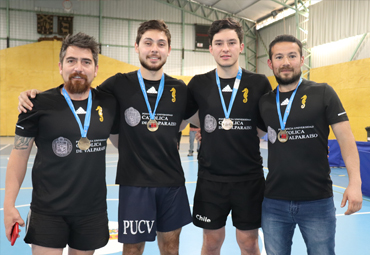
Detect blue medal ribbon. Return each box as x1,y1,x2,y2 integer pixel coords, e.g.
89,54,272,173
215,67,242,119
137,69,165,120
276,78,303,131
62,87,92,138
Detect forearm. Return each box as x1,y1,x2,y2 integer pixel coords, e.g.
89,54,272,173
333,122,361,185
338,136,361,186
4,136,34,208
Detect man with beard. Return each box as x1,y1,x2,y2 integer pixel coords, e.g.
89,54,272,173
3,32,118,255
185,18,271,255
17,20,192,255
258,34,362,255
96,20,192,255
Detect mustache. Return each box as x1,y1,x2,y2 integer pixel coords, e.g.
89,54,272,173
69,72,88,80
279,68,293,71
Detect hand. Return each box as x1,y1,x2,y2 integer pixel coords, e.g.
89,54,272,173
4,207,25,242
18,89,40,113
341,184,362,215
195,130,202,142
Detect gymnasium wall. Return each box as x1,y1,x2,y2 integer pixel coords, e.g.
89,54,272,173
266,57,370,141
0,41,192,136
1,41,369,140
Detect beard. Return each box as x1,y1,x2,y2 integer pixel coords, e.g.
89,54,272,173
275,69,302,86
140,56,166,71
64,73,91,94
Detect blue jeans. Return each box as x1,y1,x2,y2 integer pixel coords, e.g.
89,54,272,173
262,197,336,255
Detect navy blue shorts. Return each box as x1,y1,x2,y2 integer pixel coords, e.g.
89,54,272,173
24,210,109,250
118,185,192,244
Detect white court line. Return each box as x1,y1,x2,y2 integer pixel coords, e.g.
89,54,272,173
336,211,370,217
0,144,12,151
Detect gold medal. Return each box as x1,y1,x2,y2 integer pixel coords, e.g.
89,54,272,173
147,119,159,132
278,130,289,143
78,137,90,150
221,118,233,130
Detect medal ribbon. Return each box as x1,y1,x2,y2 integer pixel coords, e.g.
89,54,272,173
62,87,92,138
215,66,242,119
276,78,303,130
137,69,165,120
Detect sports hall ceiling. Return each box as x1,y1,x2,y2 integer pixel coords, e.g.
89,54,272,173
187,0,297,22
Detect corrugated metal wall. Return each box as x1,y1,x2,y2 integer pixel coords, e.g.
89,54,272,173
257,0,370,76
1,0,370,76
0,0,253,76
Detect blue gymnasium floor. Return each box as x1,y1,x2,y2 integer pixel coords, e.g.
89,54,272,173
1,136,370,255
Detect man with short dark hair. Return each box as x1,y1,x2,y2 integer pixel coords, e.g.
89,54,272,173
185,18,271,255
259,34,362,255
4,32,118,255
17,20,193,255
97,19,192,255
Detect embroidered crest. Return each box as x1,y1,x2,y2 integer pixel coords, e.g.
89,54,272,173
124,107,141,127
268,126,277,144
204,114,217,133
52,137,72,157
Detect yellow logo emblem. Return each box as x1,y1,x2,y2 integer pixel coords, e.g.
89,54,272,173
170,88,176,102
301,95,307,109
242,88,249,103
96,106,104,122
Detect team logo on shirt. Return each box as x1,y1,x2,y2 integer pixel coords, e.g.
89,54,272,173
268,126,277,144
242,88,249,103
125,107,141,127
204,114,217,133
52,137,73,157
147,86,157,94
301,95,307,109
96,106,104,122
222,85,232,92
170,87,176,102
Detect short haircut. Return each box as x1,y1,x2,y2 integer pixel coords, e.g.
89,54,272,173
136,20,171,47
269,34,303,59
59,32,99,66
208,18,244,45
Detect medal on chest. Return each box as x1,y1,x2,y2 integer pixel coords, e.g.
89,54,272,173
215,67,242,131
78,137,91,150
62,87,92,150
221,118,233,130
277,130,288,143
147,119,159,132
137,69,165,132
275,78,303,143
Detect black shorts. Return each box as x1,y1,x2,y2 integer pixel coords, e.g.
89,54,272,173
192,177,265,230
24,210,109,250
